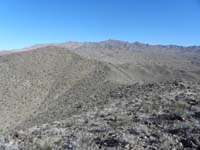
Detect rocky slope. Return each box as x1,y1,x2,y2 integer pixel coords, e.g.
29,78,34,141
0,46,109,130
1,81,200,150
0,40,200,150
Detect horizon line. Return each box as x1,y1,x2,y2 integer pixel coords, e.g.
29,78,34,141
1,39,200,51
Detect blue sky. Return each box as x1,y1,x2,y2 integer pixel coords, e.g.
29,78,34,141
0,0,200,50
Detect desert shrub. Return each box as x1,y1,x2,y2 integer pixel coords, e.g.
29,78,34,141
174,103,186,115
39,142,52,150
0,128,5,135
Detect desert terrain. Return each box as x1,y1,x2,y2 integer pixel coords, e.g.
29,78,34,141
0,40,200,150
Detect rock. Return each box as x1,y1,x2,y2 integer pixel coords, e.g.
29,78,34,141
192,112,200,120
166,128,188,135
94,137,127,148
180,138,195,148
156,113,184,121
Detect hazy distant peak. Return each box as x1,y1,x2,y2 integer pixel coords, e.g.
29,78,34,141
102,39,129,43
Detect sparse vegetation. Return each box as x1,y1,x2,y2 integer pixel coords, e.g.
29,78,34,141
174,102,187,115
0,42,199,149
39,142,52,150
0,128,4,135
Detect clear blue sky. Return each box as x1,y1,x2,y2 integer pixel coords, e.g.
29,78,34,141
0,0,200,49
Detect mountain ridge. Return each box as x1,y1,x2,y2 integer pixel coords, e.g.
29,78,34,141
1,39,200,53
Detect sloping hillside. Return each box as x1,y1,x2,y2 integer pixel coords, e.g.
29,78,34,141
63,40,200,83
0,43,200,130
0,46,110,130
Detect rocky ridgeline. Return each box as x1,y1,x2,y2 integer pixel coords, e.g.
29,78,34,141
0,80,200,150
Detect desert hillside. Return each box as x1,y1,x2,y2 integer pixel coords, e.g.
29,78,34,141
0,46,110,130
0,41,200,149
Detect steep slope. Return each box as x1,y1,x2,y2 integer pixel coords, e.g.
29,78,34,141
0,46,111,130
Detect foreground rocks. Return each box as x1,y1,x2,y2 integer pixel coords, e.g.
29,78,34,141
0,80,200,150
